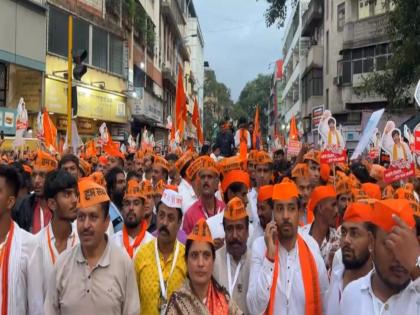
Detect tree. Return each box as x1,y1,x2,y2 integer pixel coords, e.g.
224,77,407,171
258,0,297,28
233,74,272,137
358,0,420,112
203,70,234,141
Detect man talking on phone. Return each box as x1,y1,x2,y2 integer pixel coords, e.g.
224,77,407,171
247,180,329,315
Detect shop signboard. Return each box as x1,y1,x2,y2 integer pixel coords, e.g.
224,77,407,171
311,105,324,131
0,108,17,135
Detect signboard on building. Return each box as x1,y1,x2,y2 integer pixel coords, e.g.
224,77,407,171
131,89,163,123
0,108,17,135
287,140,301,157
311,105,324,131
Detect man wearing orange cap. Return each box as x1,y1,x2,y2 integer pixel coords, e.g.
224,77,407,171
152,155,169,187
134,187,186,315
361,182,382,200
111,180,154,258
340,199,420,315
247,181,328,314
183,157,224,235
173,151,197,214
213,197,251,314
104,167,126,233
326,203,373,315
303,150,321,186
14,150,57,233
29,170,79,301
142,151,154,181
221,170,250,208
45,179,139,314
336,178,352,225
250,185,273,245
291,163,313,224
301,185,340,268
254,151,273,188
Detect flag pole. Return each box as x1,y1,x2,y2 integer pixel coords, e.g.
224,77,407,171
67,16,73,146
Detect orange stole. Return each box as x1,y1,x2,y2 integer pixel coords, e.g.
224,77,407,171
122,220,148,258
239,129,248,159
1,223,14,315
265,235,322,315
206,280,229,315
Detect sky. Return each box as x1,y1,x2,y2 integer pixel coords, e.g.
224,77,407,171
194,0,286,101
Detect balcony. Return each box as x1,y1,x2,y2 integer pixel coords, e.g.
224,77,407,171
301,44,323,75
302,0,323,37
162,61,176,87
342,14,389,50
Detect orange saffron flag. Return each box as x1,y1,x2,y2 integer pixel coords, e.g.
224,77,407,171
175,64,187,139
42,110,57,150
289,115,298,140
252,105,261,150
191,97,204,144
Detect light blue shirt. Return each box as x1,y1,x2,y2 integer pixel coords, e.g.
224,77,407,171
109,201,123,233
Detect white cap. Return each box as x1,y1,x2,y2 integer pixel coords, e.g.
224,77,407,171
161,189,183,209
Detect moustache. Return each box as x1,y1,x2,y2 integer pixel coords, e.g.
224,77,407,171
159,226,170,235
279,222,293,229
228,240,242,247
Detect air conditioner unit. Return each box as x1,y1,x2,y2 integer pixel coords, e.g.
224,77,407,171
333,76,343,86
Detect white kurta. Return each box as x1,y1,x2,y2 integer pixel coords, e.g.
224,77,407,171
110,229,154,258
3,222,41,315
247,233,329,315
29,223,78,300
340,270,420,315
178,178,197,214
234,129,251,149
325,264,344,315
247,188,258,224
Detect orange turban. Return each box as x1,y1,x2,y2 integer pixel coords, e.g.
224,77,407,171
78,178,110,209
153,155,169,171
307,186,337,222
361,183,381,200
336,178,352,196
186,156,219,180
221,170,250,193
343,202,373,223
199,156,219,176
79,159,92,176
224,197,248,221
217,156,247,176
258,185,274,202
139,180,153,197
291,163,308,179
89,171,106,187
255,151,273,165
272,181,299,201
175,151,194,172
124,179,144,199
371,199,415,232
187,218,214,244
303,150,320,165
33,150,57,172
320,163,330,182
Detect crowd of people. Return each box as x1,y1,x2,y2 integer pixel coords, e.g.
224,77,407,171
0,118,419,315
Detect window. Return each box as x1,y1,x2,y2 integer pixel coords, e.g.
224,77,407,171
109,35,123,75
302,69,323,102
337,3,345,31
92,27,108,70
358,0,392,19
48,7,68,56
73,19,89,57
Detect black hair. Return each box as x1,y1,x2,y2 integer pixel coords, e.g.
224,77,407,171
391,129,400,138
105,167,125,195
10,161,31,190
180,160,192,179
328,118,335,125
155,200,183,222
44,169,78,199
116,157,125,168
185,239,216,262
99,200,110,219
126,153,135,162
350,162,376,184
200,144,211,156
238,117,247,126
165,153,179,162
0,165,20,197
126,171,140,182
58,154,79,169
367,222,377,236
415,216,420,237
223,182,247,203
222,216,249,230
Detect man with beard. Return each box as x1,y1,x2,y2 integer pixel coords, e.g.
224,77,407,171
29,170,79,301
341,199,420,315
45,178,140,314
166,153,180,185
254,151,273,188
291,163,313,225
14,150,57,233
247,181,328,314
325,202,373,315
221,170,250,208
133,151,144,179
134,187,186,315
58,154,80,179
152,155,169,187
143,151,154,181
335,178,352,225
213,197,251,314
111,179,154,258
104,167,125,233
303,150,321,187
139,179,157,232
250,185,273,245
302,185,340,268
106,155,124,172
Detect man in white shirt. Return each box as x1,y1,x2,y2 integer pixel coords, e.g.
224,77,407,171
29,170,79,300
250,185,273,245
111,179,154,258
234,117,251,150
341,199,420,315
173,151,198,214
247,181,329,315
326,202,373,315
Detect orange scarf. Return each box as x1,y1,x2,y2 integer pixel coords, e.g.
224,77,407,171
239,129,248,159
266,235,322,315
328,130,340,146
122,220,147,258
46,225,76,264
2,223,14,315
392,143,407,161
206,279,229,315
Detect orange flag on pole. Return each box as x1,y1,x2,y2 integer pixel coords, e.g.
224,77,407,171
252,105,261,150
175,64,187,139
192,97,204,145
289,115,298,140
42,110,57,150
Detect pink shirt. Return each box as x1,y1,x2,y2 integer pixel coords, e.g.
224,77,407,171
182,198,225,234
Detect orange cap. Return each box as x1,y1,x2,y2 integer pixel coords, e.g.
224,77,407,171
217,156,247,175
89,171,106,187
124,179,144,199
255,151,273,165
320,163,330,182
78,178,110,209
357,198,378,210
394,188,416,202
291,163,309,179
303,150,320,165
224,197,248,221
153,155,169,171
33,150,57,172
307,186,337,216
258,185,274,202
79,159,92,176
336,163,349,173
336,178,352,196
134,150,144,161
187,218,214,244
199,156,219,176
382,185,395,199
154,179,165,195
409,201,420,217
22,164,32,174
361,183,381,200
343,202,373,223
272,181,299,201
221,170,250,193
404,183,414,192
175,151,194,172
139,180,154,196
186,156,219,180
371,199,415,232
352,188,368,201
